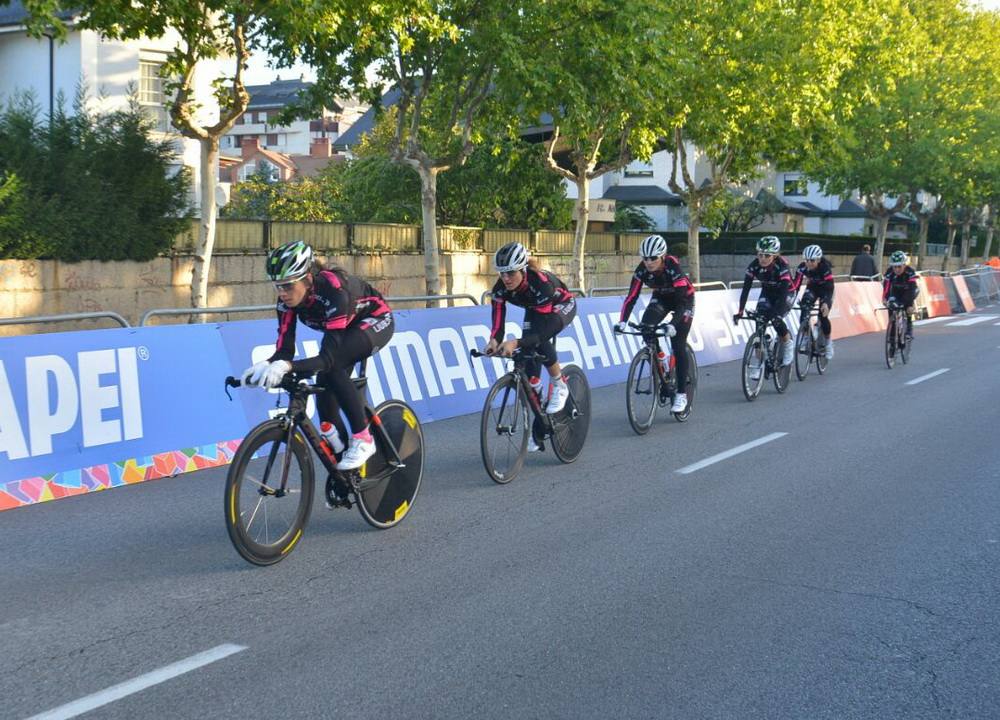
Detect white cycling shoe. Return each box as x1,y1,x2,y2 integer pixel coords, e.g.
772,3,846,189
527,436,541,452
670,392,688,413
338,435,376,470
782,339,795,366
546,380,569,414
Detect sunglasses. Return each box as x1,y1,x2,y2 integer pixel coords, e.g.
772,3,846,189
643,256,661,262
499,270,520,278
273,280,298,292
757,252,775,259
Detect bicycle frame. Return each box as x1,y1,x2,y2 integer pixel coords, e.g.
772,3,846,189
740,310,780,369
615,321,679,391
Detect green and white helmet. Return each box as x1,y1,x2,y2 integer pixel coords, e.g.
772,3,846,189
757,235,781,254
266,240,313,282
889,250,908,266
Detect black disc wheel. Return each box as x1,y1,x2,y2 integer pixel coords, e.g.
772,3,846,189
773,338,792,393
794,322,812,381
742,335,765,401
626,347,658,434
224,420,314,566
551,365,590,464
672,345,697,422
480,374,529,484
354,400,424,529
885,316,897,369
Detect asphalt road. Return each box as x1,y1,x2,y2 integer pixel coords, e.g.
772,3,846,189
3,308,1000,719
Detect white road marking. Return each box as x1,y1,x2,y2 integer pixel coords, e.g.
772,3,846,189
26,644,247,720
945,315,999,326
676,432,787,475
914,317,950,326
905,368,950,386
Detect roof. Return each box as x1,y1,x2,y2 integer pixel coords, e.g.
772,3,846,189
333,86,402,150
828,198,868,217
290,153,345,179
782,200,824,215
602,185,683,206
0,0,77,28
244,78,327,110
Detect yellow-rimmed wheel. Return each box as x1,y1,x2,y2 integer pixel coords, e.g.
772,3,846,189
224,420,314,566
354,400,424,529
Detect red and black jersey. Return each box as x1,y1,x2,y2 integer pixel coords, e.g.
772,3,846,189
882,265,919,301
618,257,694,323
790,258,835,295
490,268,573,342
270,269,390,363
739,255,792,312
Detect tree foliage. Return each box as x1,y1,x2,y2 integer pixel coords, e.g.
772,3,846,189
0,92,191,260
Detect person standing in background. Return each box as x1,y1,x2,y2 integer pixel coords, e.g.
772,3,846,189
850,244,878,278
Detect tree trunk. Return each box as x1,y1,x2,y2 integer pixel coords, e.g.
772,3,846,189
417,164,442,306
873,213,890,275
571,177,590,292
960,219,971,266
984,222,996,260
191,137,219,311
942,220,957,271
916,215,930,270
686,196,702,283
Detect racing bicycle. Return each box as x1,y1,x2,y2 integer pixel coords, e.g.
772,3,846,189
793,301,830,381
737,309,792,401
471,348,590,484
222,364,424,565
881,300,912,369
615,320,698,434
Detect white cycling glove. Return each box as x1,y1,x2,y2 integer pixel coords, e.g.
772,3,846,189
614,321,627,333
241,360,270,386
261,360,292,389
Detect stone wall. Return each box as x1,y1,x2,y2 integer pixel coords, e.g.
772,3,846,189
0,250,977,336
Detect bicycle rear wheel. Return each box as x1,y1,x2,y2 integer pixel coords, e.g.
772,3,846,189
625,347,658,434
551,365,590,463
480,374,529,484
742,335,765,401
224,420,314,566
673,345,697,422
354,400,424,529
794,321,812,381
885,315,897,369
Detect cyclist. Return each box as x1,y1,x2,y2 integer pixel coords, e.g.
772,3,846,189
733,235,794,378
240,240,394,470
614,234,694,412
484,242,577,442
882,250,919,340
790,244,835,359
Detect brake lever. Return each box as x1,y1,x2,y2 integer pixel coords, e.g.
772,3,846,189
224,376,240,401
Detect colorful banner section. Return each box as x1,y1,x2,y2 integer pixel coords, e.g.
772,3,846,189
0,281,942,510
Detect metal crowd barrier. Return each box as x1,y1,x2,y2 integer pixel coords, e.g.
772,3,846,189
0,311,131,329
480,288,587,304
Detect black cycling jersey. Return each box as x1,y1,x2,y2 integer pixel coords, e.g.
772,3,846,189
882,265,919,302
790,258,834,295
270,269,390,373
738,256,792,312
619,256,694,323
490,268,573,342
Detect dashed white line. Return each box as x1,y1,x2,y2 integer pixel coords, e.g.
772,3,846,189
26,644,247,720
914,317,950,326
945,315,999,326
676,432,788,475
905,368,950,386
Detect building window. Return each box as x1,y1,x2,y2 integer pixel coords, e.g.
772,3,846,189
266,133,278,146
783,174,807,197
624,160,654,178
139,60,170,132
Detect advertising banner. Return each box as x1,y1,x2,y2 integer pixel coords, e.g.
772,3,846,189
951,275,976,312
0,283,929,510
917,276,953,317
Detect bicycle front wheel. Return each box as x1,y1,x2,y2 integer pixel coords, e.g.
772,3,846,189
551,365,590,464
900,320,911,364
355,400,424,529
885,315,897,369
773,340,791,393
816,332,829,375
224,420,314,566
625,347,658,434
742,335,765,401
480,374,530,484
794,322,811,381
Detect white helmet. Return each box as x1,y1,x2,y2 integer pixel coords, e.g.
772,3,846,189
802,244,823,261
494,242,529,273
639,234,667,259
